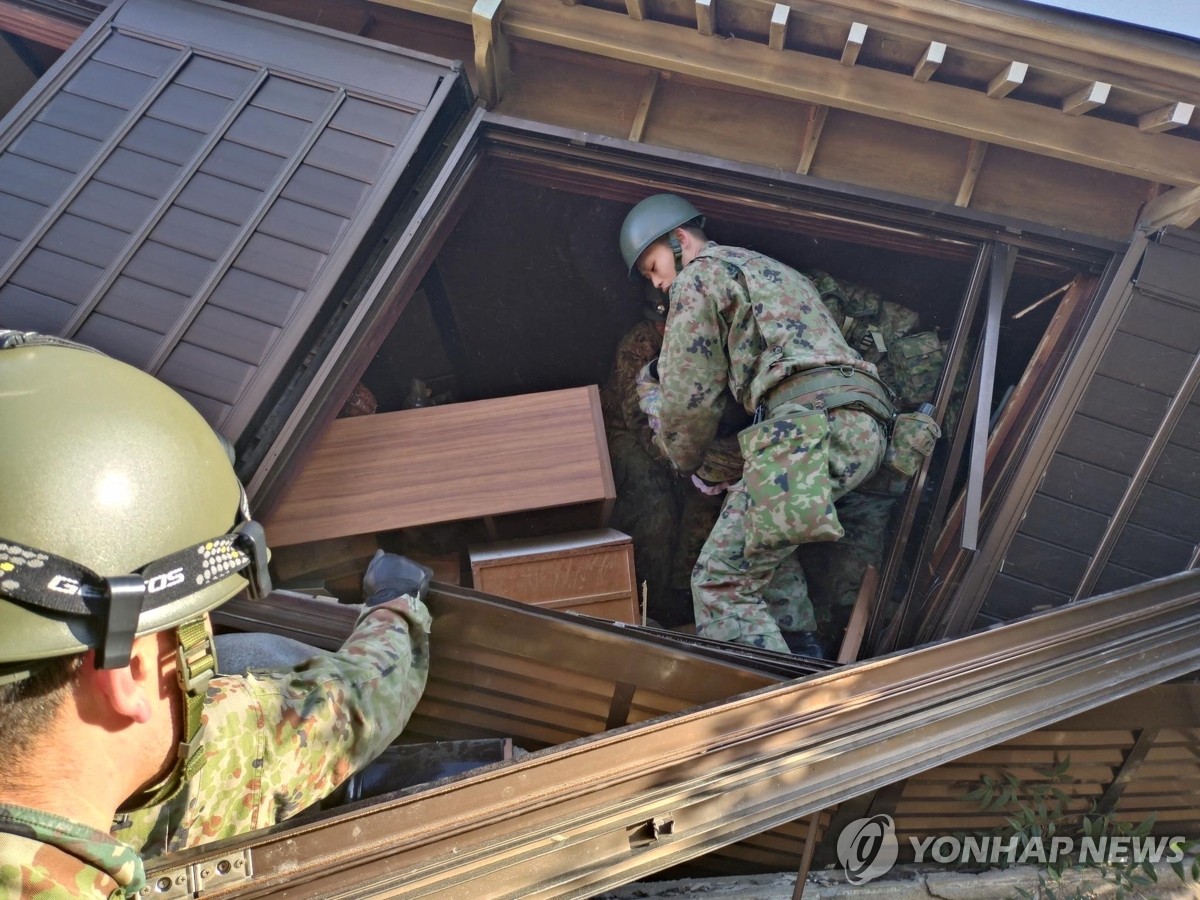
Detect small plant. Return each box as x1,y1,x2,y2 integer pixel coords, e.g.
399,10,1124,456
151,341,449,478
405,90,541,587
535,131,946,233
963,755,1200,899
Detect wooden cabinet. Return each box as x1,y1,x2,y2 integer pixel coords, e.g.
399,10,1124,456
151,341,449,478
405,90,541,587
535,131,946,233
469,529,639,624
262,386,615,548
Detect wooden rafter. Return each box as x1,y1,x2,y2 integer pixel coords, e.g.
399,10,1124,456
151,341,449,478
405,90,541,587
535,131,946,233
912,40,944,82
625,0,645,21
474,0,1200,186
841,21,866,66
768,3,788,51
1062,80,1109,115
472,0,509,107
696,0,712,36
1138,101,1194,134
986,61,1026,98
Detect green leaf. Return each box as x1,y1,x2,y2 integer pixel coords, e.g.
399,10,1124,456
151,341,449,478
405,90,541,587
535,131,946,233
1171,860,1185,882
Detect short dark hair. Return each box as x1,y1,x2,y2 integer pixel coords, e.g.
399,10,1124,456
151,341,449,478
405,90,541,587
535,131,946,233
0,655,82,760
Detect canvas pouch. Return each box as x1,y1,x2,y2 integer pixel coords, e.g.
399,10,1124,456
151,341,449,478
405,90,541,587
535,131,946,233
883,409,941,479
887,331,944,406
737,408,843,556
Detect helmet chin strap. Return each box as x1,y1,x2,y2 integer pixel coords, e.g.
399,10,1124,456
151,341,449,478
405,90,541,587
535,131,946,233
667,230,685,274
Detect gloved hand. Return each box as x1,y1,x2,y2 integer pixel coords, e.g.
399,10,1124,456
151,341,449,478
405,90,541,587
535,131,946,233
362,550,434,606
636,359,664,434
691,472,735,496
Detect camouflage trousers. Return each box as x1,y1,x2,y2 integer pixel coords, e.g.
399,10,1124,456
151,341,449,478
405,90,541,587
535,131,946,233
693,406,886,653
799,471,906,645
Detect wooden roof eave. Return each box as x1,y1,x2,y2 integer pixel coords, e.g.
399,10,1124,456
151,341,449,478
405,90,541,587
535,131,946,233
800,0,1200,101
373,0,1200,188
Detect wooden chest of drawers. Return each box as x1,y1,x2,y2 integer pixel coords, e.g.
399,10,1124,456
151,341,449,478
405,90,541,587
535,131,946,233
468,529,638,624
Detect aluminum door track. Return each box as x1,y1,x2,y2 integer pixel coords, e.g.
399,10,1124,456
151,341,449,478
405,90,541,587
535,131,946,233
155,571,1200,899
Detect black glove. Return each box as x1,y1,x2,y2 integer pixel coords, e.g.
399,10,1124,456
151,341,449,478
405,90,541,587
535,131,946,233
362,550,433,606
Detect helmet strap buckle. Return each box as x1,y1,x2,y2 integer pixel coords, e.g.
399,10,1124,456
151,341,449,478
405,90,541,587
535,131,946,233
97,576,145,669
234,520,272,599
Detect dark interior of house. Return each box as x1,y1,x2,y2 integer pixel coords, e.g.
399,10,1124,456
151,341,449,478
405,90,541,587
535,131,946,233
360,173,1074,422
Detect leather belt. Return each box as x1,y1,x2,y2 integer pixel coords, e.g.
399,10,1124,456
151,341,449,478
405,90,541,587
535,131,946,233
763,365,895,425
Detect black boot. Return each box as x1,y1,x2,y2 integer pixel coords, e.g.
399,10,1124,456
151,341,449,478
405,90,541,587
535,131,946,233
782,630,832,660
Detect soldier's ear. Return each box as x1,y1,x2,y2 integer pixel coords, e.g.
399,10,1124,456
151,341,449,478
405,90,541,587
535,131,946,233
87,632,168,724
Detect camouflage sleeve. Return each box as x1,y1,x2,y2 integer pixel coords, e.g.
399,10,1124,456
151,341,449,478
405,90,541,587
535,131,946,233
1,806,145,899
113,595,432,855
657,258,734,472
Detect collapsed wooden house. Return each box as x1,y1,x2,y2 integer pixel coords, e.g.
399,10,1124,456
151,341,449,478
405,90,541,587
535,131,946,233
1,0,1199,892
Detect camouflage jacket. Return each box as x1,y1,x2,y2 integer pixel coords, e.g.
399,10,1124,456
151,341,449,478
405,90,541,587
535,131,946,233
112,595,432,856
657,244,875,472
599,320,664,462
0,804,143,899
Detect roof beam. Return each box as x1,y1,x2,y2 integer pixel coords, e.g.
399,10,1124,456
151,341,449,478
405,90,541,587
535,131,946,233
986,61,1026,99
480,0,1200,186
912,40,944,82
841,21,866,66
1062,80,1109,116
695,0,712,36
1138,102,1194,134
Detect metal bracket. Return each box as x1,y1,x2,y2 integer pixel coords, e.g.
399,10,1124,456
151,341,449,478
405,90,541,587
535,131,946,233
138,850,253,898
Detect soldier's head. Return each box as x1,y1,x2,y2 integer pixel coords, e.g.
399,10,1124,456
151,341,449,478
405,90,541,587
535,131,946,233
0,331,270,809
619,194,707,292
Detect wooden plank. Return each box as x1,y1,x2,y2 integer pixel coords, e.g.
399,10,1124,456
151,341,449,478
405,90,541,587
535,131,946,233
695,0,713,36
262,386,616,546
986,61,1026,99
625,0,645,21
768,4,788,51
912,40,944,83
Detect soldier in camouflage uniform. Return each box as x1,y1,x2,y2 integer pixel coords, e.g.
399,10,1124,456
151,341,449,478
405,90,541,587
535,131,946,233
0,332,432,897
619,196,893,657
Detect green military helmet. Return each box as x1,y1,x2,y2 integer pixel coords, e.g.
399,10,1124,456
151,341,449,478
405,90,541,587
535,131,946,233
0,331,270,678
619,193,705,276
